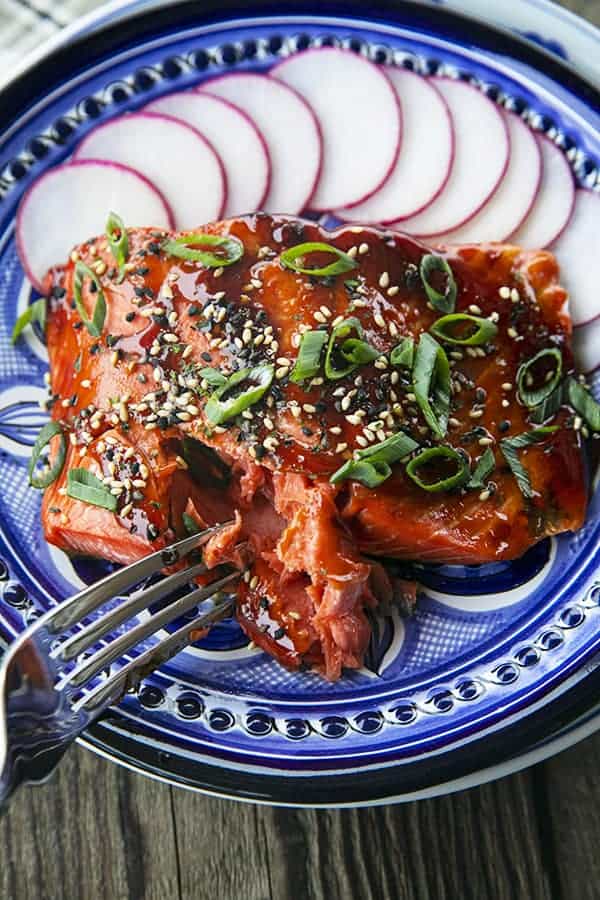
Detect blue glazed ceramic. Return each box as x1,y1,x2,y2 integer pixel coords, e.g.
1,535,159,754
0,0,599,805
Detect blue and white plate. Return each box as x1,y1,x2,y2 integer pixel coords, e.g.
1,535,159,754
0,0,599,805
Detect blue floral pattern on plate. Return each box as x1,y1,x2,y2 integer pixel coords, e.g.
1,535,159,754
0,4,599,803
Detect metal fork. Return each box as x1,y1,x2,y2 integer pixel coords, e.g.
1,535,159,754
0,521,242,809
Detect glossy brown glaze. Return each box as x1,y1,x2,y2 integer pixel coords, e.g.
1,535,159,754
40,214,587,678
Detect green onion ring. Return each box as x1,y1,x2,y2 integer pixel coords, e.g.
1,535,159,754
105,211,129,283
280,242,357,277
73,262,107,337
430,313,498,346
390,337,415,368
406,445,470,492
67,468,118,511
290,330,328,383
420,254,457,314
499,426,558,498
205,364,274,425
28,421,66,489
566,378,600,432
517,347,563,407
162,233,244,267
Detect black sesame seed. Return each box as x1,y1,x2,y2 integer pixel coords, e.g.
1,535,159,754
188,304,200,316
147,524,160,541
259,596,269,609
137,373,147,383
498,420,511,433
475,387,487,403
148,242,161,254
201,351,212,362
274,627,285,640
125,311,136,322
255,445,266,460
73,321,83,330
158,416,169,430
301,426,313,436
51,286,66,299
134,286,145,297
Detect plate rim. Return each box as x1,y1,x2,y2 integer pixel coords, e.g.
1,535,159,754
0,0,599,804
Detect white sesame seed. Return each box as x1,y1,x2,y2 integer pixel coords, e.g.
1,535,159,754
478,489,491,502
469,409,484,419
110,351,119,367
320,305,332,318
489,311,500,323
214,291,226,301
499,286,511,299
213,267,224,278
501,382,513,391
378,271,390,289
507,327,518,339
358,243,369,255
241,410,254,420
387,286,399,297
573,415,583,431
374,357,388,370
335,442,348,453
177,411,192,422
250,575,259,590
276,357,290,367
313,310,327,324
376,429,386,442
251,279,262,290
390,371,399,385
468,304,482,315
290,405,301,418
356,435,368,447
275,366,288,379
479,437,494,446
204,303,215,319
329,426,342,435
388,321,399,338
175,455,188,469
332,315,345,328
347,246,358,259
163,333,178,344
234,337,244,350
119,402,129,423
263,436,279,451
346,414,362,426
310,377,324,387
145,422,158,431
182,344,193,360
374,313,386,329
341,395,352,412
243,570,251,583
406,392,416,402
303,404,316,414
120,503,133,517
363,428,376,442
510,288,520,303
449,417,461,428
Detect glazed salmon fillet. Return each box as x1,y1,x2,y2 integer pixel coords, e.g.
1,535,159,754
39,214,587,678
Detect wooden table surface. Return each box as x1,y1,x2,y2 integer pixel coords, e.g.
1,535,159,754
2,2,600,898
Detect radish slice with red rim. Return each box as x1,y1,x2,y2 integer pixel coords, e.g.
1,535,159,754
272,48,401,211
551,189,600,328
510,134,575,249
145,92,270,216
438,110,541,243
393,78,509,237
574,316,600,374
338,68,453,224
202,73,321,214
73,112,226,229
16,159,173,292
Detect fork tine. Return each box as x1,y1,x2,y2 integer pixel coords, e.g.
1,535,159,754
46,522,234,634
75,593,235,714
55,560,208,663
61,569,242,690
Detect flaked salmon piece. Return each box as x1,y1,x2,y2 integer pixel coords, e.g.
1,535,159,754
39,214,588,678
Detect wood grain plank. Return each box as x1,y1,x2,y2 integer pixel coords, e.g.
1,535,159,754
169,787,272,900
257,770,552,900
543,732,600,900
0,746,180,900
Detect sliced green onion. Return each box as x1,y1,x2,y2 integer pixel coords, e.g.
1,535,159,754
66,468,117,511
412,333,451,439
28,421,66,489
390,337,415,368
162,233,244,267
198,366,228,387
205,364,274,425
500,426,558,498
529,383,565,425
280,242,357,277
517,347,563,407
73,261,107,337
182,512,202,535
430,313,497,346
290,330,328,383
106,211,129,282
330,432,418,487
566,378,600,432
420,254,457,314
324,317,378,380
11,297,47,345
406,445,470,492
468,447,495,489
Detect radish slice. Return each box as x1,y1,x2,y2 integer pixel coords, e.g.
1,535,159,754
438,110,541,243
272,48,401,211
551,190,600,327
74,112,225,229
574,317,600,374
16,159,173,292
145,92,270,216
202,73,321,214
510,134,575,248
393,79,509,237
338,68,453,223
